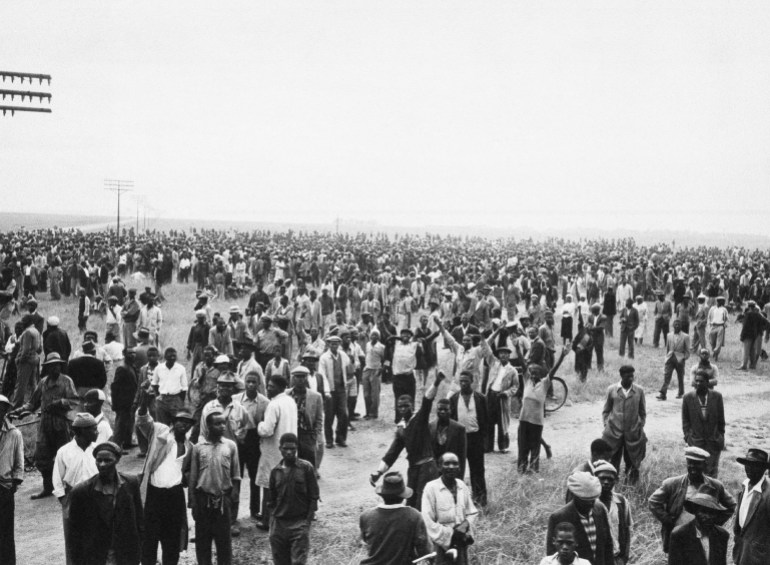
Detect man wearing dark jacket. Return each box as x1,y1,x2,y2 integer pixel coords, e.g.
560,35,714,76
370,372,444,510
68,340,108,410
449,372,489,506
42,316,71,370
68,441,144,565
547,472,614,565
736,300,770,371
111,348,138,450
682,371,725,477
618,298,639,359
668,487,729,565
430,398,467,479
732,448,770,565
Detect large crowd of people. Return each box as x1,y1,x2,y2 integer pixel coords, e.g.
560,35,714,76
0,225,769,564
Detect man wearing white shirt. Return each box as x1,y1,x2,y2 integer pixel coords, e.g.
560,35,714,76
363,331,386,420
422,452,478,565
53,413,98,565
152,347,188,426
707,297,729,361
385,329,423,424
135,392,195,565
733,448,770,565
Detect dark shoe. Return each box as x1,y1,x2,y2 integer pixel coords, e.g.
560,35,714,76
656,394,667,401
350,415,360,422
124,442,138,448
137,452,147,458
735,366,748,371
325,443,335,449
544,443,553,459
251,513,263,521
675,394,684,399
348,424,356,431
30,491,53,500
231,526,240,537
363,415,372,420
255,521,269,531
336,441,348,448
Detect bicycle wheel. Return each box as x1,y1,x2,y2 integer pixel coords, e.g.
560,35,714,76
545,376,568,413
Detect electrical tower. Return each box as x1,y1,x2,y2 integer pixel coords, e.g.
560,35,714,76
0,71,52,116
104,179,133,241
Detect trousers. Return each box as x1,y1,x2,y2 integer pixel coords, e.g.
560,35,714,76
465,431,487,506
362,367,381,418
269,517,311,565
661,358,685,397
517,420,542,473
143,484,186,565
324,389,348,445
0,486,15,565
618,329,634,358
194,492,232,565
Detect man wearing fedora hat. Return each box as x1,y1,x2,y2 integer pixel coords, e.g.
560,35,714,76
0,394,23,564
668,486,730,565
733,447,770,565
13,352,78,499
649,446,736,553
481,326,517,453
359,470,432,564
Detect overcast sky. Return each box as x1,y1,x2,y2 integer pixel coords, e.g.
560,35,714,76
2,1,769,234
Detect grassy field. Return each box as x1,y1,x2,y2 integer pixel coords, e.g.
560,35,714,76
11,280,768,565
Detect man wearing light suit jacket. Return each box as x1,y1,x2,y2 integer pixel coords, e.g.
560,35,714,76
287,366,324,469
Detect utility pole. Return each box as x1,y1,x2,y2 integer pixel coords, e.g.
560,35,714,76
0,71,52,116
104,179,133,241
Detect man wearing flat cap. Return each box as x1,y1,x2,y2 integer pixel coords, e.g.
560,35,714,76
649,446,736,553
359,471,432,564
668,485,729,565
601,365,646,484
732,448,770,565
12,352,78,500
68,441,144,565
546,472,614,565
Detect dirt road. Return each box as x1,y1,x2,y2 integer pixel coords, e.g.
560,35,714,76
15,371,770,564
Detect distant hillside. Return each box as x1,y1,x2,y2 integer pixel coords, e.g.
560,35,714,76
0,212,767,250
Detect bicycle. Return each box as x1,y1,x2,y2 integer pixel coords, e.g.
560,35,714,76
545,375,568,413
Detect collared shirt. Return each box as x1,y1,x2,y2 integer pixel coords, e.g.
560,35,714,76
456,393,479,433
189,437,241,496
539,554,591,565
0,420,24,490
604,492,633,556
200,398,248,443
232,391,269,430
421,478,478,549
708,306,729,326
95,413,113,444
193,363,220,398
579,510,597,555
237,358,266,396
392,341,419,375
739,476,767,527
152,362,188,395
52,439,98,498
150,435,185,488
694,524,710,561
255,327,288,356
269,459,319,519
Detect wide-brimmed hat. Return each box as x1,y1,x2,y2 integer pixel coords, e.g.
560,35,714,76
737,447,770,467
683,485,727,513
42,352,66,365
229,305,241,314
375,471,413,499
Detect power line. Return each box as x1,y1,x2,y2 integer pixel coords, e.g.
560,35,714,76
104,179,133,240
0,71,52,116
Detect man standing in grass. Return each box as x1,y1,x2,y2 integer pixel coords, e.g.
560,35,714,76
601,365,646,484
648,447,735,554
359,471,432,565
